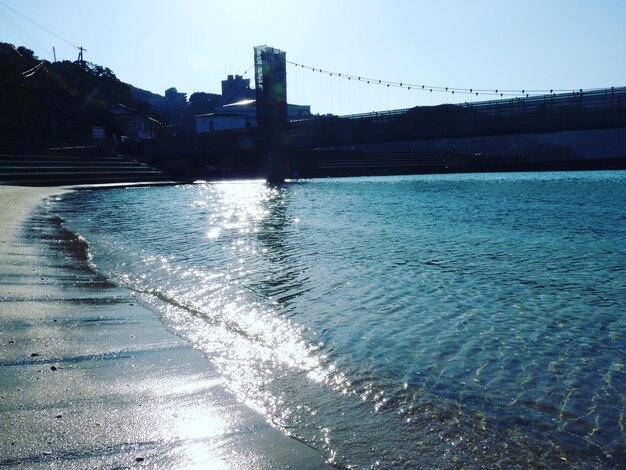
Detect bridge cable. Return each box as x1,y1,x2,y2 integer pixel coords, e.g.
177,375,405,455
286,59,606,99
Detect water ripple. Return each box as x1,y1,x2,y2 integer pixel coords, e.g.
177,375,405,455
55,172,626,468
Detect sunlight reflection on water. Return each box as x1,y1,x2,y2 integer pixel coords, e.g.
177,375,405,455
133,181,351,424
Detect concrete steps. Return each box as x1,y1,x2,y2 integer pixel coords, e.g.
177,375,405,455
0,153,174,186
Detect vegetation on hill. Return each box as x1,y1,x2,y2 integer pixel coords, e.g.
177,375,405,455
0,43,155,143
0,42,231,145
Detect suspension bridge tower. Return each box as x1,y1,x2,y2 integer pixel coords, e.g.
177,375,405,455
254,45,289,182
254,45,287,126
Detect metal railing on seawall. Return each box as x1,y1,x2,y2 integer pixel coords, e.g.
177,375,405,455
287,86,626,147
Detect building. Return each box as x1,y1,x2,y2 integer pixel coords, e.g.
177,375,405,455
195,100,257,132
165,87,187,105
221,75,255,105
194,99,312,133
149,87,188,115
109,104,161,140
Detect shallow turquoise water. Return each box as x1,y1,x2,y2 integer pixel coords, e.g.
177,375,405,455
55,171,626,468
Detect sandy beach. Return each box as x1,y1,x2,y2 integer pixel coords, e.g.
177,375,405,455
0,185,329,469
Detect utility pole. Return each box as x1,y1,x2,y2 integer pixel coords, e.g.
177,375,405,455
53,46,56,62
77,46,87,65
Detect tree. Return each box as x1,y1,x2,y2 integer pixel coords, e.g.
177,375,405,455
188,92,220,116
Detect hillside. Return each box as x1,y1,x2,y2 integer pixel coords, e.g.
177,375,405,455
0,43,154,144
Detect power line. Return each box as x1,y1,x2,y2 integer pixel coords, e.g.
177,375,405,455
0,1,87,63
0,0,81,51
0,4,46,53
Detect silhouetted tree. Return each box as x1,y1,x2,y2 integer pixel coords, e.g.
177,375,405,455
188,92,220,115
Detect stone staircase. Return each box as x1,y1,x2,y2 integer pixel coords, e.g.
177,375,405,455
0,152,175,186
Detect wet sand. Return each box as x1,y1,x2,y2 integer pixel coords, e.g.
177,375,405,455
0,185,330,469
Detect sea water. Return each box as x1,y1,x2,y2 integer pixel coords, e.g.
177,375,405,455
52,171,625,468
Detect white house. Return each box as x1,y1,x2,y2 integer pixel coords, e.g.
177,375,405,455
195,99,312,133
195,100,257,133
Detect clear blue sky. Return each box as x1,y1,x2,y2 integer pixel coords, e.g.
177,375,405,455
2,0,625,115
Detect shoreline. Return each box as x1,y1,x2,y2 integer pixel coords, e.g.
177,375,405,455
0,185,330,468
